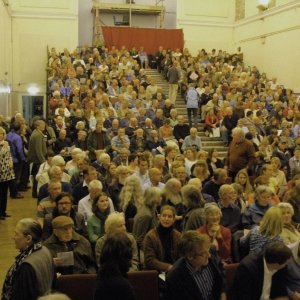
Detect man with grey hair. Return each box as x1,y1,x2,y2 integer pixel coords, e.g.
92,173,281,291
166,230,226,300
226,127,256,180
78,179,114,221
218,184,241,233
181,127,202,152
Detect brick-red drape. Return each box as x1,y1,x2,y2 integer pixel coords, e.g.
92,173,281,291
102,26,184,55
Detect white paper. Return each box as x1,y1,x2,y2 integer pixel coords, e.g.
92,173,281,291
57,251,74,266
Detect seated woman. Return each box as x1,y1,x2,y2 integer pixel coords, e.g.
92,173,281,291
204,109,220,137
191,159,210,186
240,207,283,254
181,185,205,231
197,203,232,263
271,157,287,197
206,148,224,178
87,192,111,245
235,168,254,205
143,205,181,273
95,212,139,271
119,175,144,230
242,185,274,229
184,147,197,176
278,202,300,245
94,232,135,300
132,187,162,249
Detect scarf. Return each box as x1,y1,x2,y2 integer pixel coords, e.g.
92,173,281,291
1,242,42,300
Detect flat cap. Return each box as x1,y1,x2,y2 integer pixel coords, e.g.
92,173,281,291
52,216,74,229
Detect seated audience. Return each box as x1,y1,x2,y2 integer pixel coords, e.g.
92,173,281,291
143,205,181,272
95,212,139,270
198,203,231,263
87,192,111,245
44,216,95,274
166,231,226,300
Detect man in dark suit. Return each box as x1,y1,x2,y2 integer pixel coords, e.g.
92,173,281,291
229,242,292,300
166,231,226,300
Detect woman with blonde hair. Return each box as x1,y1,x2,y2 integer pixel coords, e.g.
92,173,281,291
235,168,254,203
191,159,210,185
119,175,144,229
278,202,300,244
240,207,283,254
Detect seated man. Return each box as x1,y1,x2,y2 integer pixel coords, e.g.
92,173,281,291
181,127,202,152
42,192,87,240
229,242,292,300
166,231,226,300
78,179,114,221
44,216,95,275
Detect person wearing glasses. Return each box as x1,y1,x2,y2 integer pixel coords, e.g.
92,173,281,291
166,230,226,300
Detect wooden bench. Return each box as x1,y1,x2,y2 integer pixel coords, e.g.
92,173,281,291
56,270,159,300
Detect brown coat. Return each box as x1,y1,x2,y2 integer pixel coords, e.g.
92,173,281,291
143,228,181,272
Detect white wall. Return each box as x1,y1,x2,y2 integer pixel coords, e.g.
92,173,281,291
0,1,12,117
177,0,235,56
8,0,79,113
235,0,300,91
78,0,177,46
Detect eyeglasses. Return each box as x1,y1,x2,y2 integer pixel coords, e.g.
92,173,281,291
58,202,72,206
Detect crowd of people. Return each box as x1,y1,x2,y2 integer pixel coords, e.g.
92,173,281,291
0,43,300,300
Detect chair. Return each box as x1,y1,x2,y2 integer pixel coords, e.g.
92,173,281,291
224,263,239,292
56,270,159,300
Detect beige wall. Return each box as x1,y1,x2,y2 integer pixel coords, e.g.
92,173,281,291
177,0,235,55
8,0,79,114
235,0,300,92
0,2,12,116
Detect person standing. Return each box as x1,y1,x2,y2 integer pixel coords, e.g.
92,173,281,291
28,119,47,198
167,61,180,105
185,83,199,128
226,127,256,180
6,122,26,199
0,126,15,219
1,218,55,300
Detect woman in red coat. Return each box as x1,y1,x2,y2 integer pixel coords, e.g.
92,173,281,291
197,203,232,263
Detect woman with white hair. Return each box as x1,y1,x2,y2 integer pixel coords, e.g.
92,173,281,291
119,175,144,229
197,203,231,263
278,202,300,245
95,212,139,270
132,187,162,248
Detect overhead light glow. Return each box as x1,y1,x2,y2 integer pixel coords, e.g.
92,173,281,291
27,86,39,95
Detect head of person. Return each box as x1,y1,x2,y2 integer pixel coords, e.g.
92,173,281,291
277,202,294,226
164,178,182,195
190,127,198,138
159,205,176,228
148,167,163,185
36,120,46,131
99,232,132,274
138,155,149,175
270,157,281,171
92,192,110,214
235,168,250,187
218,184,237,205
178,231,211,270
264,242,292,271
83,166,97,184
255,185,274,207
204,203,222,226
13,218,42,251
181,185,205,209
232,127,245,143
152,154,165,168
174,166,188,182
144,187,162,210
51,155,66,172
213,168,228,185
259,206,283,237
38,293,71,300
98,152,111,167
119,148,129,161
55,192,73,216
104,212,126,235
115,165,130,184
48,166,63,182
192,160,209,179
188,178,202,191
48,180,62,200
52,216,74,243
88,179,103,200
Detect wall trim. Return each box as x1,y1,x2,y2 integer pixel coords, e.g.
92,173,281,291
177,19,234,28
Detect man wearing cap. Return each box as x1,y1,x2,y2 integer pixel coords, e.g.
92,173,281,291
43,215,95,274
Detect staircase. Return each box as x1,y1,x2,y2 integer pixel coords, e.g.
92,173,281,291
144,69,228,159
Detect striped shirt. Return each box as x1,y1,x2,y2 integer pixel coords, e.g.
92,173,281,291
186,260,215,300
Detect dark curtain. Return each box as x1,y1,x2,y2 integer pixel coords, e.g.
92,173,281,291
102,26,184,55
